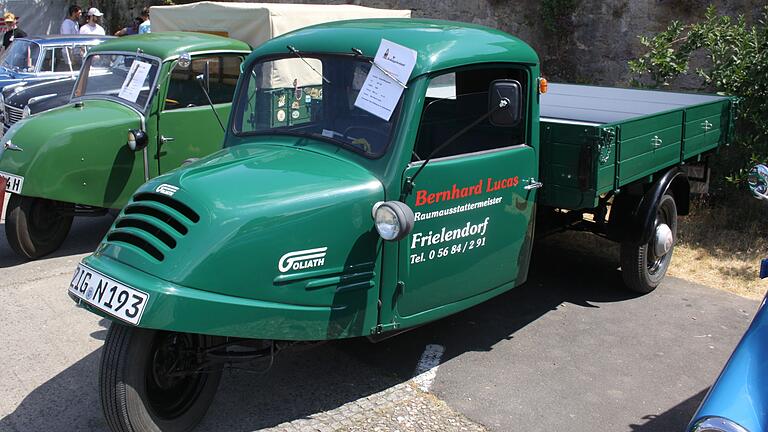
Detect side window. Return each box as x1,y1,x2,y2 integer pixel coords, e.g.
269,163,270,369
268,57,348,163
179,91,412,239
41,48,73,73
413,67,527,160
68,46,86,70
164,55,242,110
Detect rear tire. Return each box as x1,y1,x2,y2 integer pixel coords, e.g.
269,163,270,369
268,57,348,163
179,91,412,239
5,194,73,259
100,324,223,432
620,193,677,293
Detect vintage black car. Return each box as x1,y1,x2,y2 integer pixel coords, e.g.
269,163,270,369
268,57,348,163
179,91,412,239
1,76,76,132
0,35,113,132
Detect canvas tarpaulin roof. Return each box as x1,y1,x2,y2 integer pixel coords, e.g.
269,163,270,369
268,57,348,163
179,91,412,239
151,2,411,88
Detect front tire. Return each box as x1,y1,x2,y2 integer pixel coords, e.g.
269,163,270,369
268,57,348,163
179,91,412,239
100,324,223,432
5,194,74,259
620,193,678,293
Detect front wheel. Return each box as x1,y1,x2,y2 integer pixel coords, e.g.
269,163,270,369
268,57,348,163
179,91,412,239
620,193,678,293
100,324,223,432
5,194,74,259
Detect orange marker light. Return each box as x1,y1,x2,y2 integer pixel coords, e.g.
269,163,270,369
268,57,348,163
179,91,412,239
539,77,548,94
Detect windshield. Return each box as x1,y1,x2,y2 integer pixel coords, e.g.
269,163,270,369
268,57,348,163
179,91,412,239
1,40,40,72
72,53,160,110
232,54,401,158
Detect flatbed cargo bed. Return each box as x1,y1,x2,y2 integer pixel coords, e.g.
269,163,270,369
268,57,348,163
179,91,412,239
539,83,735,210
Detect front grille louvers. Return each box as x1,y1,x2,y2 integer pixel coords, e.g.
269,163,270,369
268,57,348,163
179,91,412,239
4,104,23,127
106,192,200,261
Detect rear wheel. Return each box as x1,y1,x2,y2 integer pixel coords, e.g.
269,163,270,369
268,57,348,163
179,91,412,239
100,324,223,432
5,194,74,259
620,193,677,293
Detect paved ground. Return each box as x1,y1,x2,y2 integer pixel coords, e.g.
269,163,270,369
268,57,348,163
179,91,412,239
0,195,760,432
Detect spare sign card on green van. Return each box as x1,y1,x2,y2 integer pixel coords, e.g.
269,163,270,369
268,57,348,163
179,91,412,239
354,39,416,120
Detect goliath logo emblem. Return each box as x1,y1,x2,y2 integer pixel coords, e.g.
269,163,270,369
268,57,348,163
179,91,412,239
278,247,328,273
155,184,179,196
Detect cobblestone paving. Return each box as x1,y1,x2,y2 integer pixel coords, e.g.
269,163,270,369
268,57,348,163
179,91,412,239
264,381,487,432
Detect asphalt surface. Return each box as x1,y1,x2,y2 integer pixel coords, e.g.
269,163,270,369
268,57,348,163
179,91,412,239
0,193,760,432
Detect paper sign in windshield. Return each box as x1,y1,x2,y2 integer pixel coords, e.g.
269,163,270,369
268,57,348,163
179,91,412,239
118,61,152,103
354,39,417,121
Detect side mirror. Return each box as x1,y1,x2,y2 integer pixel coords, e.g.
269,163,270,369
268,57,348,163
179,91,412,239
488,80,522,127
748,164,768,201
178,52,191,68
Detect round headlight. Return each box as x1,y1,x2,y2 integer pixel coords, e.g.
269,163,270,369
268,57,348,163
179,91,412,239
127,129,148,152
21,105,31,119
373,201,415,241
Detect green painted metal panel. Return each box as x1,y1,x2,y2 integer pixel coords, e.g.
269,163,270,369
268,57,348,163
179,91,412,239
0,100,157,208
683,101,730,159
98,142,383,337
597,164,614,192
91,31,250,61
617,111,682,186
394,145,536,322
79,253,377,340
615,111,682,140
157,104,231,173
539,120,614,209
251,19,539,80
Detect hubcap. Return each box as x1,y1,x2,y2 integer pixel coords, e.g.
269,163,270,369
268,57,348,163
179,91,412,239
146,332,205,419
653,223,673,257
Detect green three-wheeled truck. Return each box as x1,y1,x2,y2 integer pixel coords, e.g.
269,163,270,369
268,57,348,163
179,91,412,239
18,19,738,431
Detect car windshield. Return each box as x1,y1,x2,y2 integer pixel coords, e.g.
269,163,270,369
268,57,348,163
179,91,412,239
72,53,159,110
232,54,402,158
1,40,40,72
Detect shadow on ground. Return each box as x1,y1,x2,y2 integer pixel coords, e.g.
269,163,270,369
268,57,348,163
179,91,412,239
0,232,718,431
0,215,113,268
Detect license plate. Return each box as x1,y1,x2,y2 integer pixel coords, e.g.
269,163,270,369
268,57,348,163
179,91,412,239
0,171,23,194
69,264,149,325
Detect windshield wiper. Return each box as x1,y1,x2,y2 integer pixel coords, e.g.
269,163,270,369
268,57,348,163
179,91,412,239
286,45,330,84
351,47,407,89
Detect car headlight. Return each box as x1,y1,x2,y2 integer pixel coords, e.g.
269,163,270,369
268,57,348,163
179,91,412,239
21,105,31,119
691,417,750,432
372,201,415,241
127,129,148,151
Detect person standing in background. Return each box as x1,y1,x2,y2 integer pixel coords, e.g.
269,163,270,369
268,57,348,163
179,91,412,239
60,5,81,35
2,12,26,50
79,7,105,36
115,17,142,37
138,7,150,34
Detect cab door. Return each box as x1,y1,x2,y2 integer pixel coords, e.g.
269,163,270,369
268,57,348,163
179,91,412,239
394,67,539,325
157,54,243,173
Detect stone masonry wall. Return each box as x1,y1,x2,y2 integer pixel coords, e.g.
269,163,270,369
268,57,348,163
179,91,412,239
95,0,764,87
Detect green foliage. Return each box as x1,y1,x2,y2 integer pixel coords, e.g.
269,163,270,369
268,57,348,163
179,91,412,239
629,6,768,189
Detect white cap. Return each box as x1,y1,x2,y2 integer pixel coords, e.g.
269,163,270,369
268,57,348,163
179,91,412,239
87,7,103,17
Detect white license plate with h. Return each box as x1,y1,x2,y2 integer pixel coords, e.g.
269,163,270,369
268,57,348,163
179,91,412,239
0,171,22,194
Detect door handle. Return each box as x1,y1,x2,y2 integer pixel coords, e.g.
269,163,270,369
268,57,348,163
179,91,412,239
160,135,175,144
651,136,663,148
701,120,713,131
524,178,543,190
